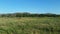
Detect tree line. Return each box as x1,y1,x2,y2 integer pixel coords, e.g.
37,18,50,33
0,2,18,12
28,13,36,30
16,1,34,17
0,12,60,17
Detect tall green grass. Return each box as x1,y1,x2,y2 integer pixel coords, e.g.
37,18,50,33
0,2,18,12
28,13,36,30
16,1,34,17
0,17,60,34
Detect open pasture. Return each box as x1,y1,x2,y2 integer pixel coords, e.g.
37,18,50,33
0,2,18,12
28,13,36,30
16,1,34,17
0,17,60,34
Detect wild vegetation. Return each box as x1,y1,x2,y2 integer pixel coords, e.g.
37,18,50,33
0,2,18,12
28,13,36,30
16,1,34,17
0,13,60,34
0,12,60,17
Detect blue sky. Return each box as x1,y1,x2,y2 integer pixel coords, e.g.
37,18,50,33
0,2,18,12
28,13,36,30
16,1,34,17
0,0,60,14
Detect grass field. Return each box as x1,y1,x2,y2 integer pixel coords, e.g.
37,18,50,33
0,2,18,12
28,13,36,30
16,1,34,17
0,17,60,34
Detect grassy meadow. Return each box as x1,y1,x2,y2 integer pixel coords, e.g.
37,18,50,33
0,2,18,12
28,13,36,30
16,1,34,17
0,17,60,34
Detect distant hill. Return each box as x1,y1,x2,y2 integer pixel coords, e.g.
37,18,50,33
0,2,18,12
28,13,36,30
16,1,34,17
0,12,60,17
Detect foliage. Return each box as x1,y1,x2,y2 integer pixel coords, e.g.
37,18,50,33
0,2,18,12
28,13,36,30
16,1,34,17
0,17,60,34
0,13,60,17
